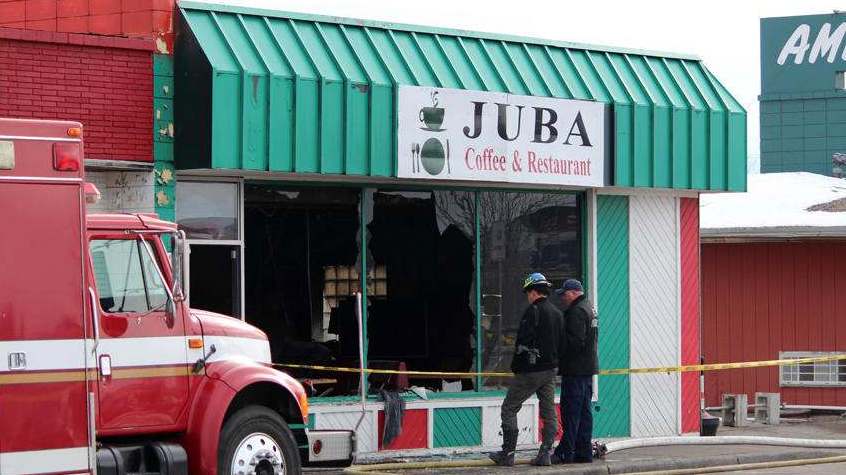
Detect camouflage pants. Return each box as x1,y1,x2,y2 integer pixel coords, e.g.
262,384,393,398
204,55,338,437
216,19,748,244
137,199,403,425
501,368,558,448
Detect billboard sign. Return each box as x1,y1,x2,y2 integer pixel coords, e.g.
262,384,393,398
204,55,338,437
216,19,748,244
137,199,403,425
762,14,846,94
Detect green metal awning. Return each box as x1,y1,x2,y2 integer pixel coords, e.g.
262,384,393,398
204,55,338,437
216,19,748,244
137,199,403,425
175,1,746,191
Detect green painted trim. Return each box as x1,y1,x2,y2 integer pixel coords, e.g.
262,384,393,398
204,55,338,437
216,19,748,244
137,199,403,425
593,195,630,438
426,389,507,399
153,54,174,77
433,407,482,447
360,192,369,394
290,413,315,430
153,53,176,232
311,395,365,405
178,2,700,61
310,389,509,405
474,191,482,391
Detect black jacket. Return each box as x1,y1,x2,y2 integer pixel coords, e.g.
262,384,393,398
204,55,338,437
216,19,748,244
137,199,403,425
511,297,563,374
559,294,598,376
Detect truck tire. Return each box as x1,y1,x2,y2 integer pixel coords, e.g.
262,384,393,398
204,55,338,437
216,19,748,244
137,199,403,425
218,405,302,475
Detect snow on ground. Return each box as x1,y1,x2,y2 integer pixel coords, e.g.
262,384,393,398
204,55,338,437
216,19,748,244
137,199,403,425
700,172,846,233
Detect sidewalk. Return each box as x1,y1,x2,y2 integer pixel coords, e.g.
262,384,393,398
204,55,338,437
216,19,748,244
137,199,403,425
310,415,846,474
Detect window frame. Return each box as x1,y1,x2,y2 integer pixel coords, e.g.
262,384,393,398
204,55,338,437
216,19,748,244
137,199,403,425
779,351,846,388
181,178,589,397
89,236,170,316
176,179,242,243
178,175,246,319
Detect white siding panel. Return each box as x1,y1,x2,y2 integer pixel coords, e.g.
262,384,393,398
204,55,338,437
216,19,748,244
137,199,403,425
313,408,379,454
481,401,538,448
629,195,680,436
86,170,154,214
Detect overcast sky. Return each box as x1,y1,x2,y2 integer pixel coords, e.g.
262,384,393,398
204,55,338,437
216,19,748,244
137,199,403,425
197,0,843,172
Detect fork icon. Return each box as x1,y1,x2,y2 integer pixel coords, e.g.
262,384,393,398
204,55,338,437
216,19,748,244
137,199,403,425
410,143,420,173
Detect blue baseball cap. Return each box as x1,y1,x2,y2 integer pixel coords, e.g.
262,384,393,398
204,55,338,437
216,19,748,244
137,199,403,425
555,279,584,295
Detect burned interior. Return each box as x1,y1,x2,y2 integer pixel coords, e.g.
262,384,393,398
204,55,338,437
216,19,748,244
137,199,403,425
179,183,583,397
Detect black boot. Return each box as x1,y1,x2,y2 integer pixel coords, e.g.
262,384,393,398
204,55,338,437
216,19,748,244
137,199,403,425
489,429,518,467
530,445,552,466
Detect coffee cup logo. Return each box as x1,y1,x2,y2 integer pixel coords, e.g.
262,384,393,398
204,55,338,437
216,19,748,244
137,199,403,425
419,91,445,132
411,90,451,176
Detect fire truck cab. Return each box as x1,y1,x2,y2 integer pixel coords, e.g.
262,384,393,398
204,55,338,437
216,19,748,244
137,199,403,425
0,118,352,475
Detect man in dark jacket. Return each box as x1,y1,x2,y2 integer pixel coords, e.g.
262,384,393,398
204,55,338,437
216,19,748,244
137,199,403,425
553,279,599,464
489,273,563,467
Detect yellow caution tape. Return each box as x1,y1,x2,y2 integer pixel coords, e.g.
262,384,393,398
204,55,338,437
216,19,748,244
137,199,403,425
273,353,846,378
273,363,511,378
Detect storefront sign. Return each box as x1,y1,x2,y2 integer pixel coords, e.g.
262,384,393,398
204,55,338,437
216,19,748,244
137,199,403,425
397,86,608,187
761,14,846,94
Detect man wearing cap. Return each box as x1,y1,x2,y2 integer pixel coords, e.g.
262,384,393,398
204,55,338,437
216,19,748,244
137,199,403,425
489,273,563,467
552,279,599,464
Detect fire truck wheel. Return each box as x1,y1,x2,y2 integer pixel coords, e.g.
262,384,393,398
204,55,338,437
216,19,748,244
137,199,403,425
219,405,302,475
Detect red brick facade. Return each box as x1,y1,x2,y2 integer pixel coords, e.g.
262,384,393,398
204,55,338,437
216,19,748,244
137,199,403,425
0,0,173,39
0,29,154,161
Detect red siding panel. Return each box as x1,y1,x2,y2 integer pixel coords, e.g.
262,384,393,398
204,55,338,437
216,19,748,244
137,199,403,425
538,404,563,441
702,241,846,407
0,37,152,161
377,409,428,450
680,198,700,433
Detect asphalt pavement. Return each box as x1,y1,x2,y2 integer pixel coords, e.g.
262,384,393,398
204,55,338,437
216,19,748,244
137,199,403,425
307,414,846,475
721,461,846,474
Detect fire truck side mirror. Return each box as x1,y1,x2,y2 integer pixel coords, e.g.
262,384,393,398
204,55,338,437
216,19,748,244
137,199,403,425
171,231,189,305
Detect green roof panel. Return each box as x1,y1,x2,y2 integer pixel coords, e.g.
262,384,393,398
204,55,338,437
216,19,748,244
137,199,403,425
175,1,747,191
241,16,293,77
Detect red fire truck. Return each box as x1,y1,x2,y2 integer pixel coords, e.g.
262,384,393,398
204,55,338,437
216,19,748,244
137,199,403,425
0,118,352,474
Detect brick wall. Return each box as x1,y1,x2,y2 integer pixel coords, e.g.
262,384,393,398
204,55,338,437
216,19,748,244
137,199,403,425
0,30,153,161
0,0,173,39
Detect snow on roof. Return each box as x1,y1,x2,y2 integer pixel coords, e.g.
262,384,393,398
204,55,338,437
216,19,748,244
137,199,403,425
700,172,846,238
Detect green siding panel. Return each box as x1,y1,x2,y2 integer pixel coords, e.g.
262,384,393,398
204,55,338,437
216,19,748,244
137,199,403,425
320,82,344,174
268,76,295,172
153,53,174,77
211,73,241,169
672,110,691,189
614,105,633,186
346,83,369,175
728,114,747,191
433,407,482,448
690,110,709,189
177,3,746,191
154,142,174,163
241,74,269,170
154,76,174,99
370,86,394,177
154,54,175,226
653,106,672,188
594,195,630,438
295,79,320,173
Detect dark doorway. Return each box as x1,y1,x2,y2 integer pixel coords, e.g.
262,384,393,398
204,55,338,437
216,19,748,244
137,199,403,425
244,185,362,395
243,184,479,395
189,244,240,317
364,190,476,390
